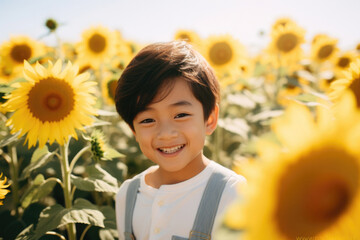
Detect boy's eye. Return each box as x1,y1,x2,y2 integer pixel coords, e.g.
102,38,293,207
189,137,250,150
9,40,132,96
175,113,190,119
140,118,155,124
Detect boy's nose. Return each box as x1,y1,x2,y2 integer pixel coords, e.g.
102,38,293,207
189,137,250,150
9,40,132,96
156,122,178,140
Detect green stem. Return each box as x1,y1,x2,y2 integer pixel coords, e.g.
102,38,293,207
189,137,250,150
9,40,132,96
60,141,76,240
9,143,19,217
45,231,66,240
69,145,91,173
79,225,91,240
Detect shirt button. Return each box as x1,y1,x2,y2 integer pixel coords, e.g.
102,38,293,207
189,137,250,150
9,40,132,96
154,227,160,234
158,200,164,206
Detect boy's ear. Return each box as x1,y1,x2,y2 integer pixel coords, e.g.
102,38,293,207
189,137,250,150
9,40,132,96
205,104,219,135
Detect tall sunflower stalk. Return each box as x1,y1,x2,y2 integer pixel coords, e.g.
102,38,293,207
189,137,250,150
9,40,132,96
4,59,100,239
59,140,76,240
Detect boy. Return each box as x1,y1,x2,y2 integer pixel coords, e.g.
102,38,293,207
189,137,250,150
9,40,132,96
115,41,246,240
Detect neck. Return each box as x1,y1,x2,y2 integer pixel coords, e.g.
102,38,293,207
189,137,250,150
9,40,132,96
146,155,210,188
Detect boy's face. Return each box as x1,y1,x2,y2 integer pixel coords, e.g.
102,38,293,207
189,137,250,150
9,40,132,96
132,77,218,177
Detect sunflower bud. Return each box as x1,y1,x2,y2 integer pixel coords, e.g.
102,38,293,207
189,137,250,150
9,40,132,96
45,19,58,32
90,130,107,162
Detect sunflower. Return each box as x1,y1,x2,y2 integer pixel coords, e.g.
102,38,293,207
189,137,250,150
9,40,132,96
311,34,339,63
0,36,45,72
202,35,246,77
267,21,305,65
101,71,119,105
4,60,98,148
329,58,360,108
233,96,360,240
174,29,202,48
356,43,360,53
76,26,117,69
271,17,297,32
0,63,17,84
0,172,10,205
333,51,357,78
114,30,133,62
277,84,303,106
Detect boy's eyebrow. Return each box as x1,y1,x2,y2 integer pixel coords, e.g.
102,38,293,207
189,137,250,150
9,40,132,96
170,100,192,107
141,100,193,113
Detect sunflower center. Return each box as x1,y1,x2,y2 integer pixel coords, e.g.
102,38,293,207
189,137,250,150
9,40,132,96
318,44,334,60
27,77,75,122
276,33,298,53
88,33,106,53
306,177,350,221
10,44,32,63
349,77,360,107
275,148,359,238
337,57,350,68
45,93,62,110
209,42,233,66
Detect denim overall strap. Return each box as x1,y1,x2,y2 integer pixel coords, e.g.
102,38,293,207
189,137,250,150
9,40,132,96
124,177,140,240
188,169,229,240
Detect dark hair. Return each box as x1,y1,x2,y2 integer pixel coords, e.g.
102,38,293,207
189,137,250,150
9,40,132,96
115,41,220,130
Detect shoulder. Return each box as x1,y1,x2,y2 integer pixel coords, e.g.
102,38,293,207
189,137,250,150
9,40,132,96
115,169,146,202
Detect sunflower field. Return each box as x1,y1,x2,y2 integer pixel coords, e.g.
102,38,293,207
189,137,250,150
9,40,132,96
1,17,360,240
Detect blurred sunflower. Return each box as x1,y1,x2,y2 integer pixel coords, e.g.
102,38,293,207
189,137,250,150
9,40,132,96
203,35,246,77
76,26,117,69
267,21,305,65
356,43,360,53
0,63,16,83
61,42,77,62
234,97,360,240
74,58,94,74
329,58,360,108
174,29,202,48
0,36,45,72
0,172,10,205
271,17,297,32
4,60,98,148
101,72,119,105
114,30,133,62
277,84,303,106
333,51,356,78
311,34,339,63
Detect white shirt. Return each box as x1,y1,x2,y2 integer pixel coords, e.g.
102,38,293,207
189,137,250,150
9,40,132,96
115,161,246,240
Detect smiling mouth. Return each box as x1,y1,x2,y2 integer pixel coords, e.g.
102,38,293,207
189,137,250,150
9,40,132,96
158,144,185,154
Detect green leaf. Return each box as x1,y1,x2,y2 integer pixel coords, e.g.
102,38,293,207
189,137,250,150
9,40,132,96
20,147,56,180
0,131,21,148
20,175,57,208
98,206,118,240
100,206,117,229
83,119,112,130
15,224,36,240
31,146,49,163
218,118,250,140
96,109,119,116
0,84,16,93
104,147,125,160
31,198,105,240
247,109,284,122
71,164,119,193
227,93,256,109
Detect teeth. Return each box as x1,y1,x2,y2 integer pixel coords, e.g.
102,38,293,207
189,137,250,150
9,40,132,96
159,145,184,154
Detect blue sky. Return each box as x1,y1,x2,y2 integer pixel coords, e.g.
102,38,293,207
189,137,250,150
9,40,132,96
1,0,360,54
